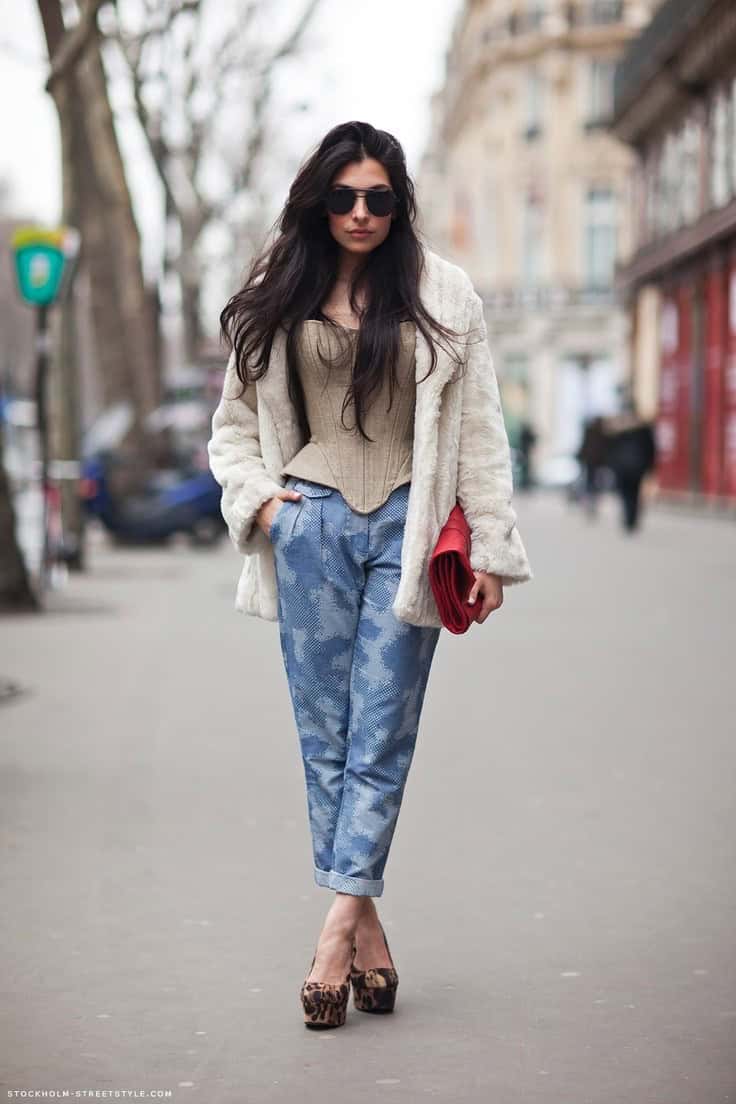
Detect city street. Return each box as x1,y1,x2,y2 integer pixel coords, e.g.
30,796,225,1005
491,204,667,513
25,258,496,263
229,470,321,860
1,490,734,1103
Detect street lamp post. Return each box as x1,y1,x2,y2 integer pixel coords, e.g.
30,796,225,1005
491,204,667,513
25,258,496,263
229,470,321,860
10,226,79,593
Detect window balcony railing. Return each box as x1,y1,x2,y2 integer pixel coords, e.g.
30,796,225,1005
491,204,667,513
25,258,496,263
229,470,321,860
568,0,624,27
478,285,616,312
519,8,546,33
481,1,623,47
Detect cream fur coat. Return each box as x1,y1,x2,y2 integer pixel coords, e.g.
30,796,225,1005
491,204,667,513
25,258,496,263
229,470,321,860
207,247,533,628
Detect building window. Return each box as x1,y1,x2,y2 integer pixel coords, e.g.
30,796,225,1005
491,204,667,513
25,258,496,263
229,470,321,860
477,177,497,280
583,187,616,289
710,87,732,209
679,117,702,226
522,191,544,287
451,189,473,253
658,131,682,236
586,59,615,126
503,353,530,386
591,0,622,22
569,0,622,25
500,355,530,450
644,114,703,240
525,68,544,138
585,0,623,23
524,0,546,31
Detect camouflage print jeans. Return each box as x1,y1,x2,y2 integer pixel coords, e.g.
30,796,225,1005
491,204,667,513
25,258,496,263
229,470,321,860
269,476,441,897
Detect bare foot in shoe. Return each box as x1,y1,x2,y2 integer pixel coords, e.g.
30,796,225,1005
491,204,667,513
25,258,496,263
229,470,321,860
306,894,364,985
353,897,394,971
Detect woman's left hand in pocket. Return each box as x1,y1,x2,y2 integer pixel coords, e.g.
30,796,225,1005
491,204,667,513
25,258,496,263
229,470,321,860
466,571,503,624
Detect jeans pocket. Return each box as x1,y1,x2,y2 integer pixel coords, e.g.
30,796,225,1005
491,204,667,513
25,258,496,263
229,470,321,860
271,479,335,547
268,477,301,543
268,500,288,543
289,479,335,499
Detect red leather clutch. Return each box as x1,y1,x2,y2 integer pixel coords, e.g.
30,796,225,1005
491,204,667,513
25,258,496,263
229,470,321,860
428,503,481,634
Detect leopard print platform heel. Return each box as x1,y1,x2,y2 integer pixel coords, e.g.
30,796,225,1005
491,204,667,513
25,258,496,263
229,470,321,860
300,942,357,1029
350,921,399,1014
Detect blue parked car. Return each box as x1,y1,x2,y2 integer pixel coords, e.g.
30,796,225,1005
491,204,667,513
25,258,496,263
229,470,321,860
79,401,226,546
80,452,226,546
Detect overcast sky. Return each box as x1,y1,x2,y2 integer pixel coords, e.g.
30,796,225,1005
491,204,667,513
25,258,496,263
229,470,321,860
0,1,462,232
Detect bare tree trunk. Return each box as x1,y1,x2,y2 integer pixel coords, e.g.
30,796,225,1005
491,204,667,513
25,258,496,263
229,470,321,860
179,216,205,361
64,69,133,410
50,276,86,571
114,0,324,364
77,29,162,421
38,0,161,483
51,56,88,571
0,421,39,612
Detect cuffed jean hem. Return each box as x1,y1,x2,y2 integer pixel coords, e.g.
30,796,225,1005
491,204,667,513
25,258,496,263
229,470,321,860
314,866,384,897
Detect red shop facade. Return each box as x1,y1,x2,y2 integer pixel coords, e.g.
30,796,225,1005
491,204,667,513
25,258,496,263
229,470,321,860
612,0,736,506
656,243,736,501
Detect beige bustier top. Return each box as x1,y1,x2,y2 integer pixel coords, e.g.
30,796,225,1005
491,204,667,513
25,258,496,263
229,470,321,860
281,320,417,514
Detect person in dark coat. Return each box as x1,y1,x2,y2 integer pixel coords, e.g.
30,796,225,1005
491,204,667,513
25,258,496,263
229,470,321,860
517,420,537,490
575,415,608,517
603,406,657,531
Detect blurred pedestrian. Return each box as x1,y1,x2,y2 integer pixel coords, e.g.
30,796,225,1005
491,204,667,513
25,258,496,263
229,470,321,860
518,419,537,490
208,120,533,1029
603,403,657,532
575,415,608,518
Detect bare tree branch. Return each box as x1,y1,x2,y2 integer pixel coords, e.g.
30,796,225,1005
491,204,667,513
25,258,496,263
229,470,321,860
209,0,323,220
105,0,324,356
121,0,200,43
45,0,107,91
267,0,321,64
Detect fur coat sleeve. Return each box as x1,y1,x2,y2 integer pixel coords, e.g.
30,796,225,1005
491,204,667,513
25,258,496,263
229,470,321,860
456,293,532,585
207,350,285,552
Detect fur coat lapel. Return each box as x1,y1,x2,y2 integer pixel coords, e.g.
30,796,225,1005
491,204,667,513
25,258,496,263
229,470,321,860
208,246,532,629
255,248,466,472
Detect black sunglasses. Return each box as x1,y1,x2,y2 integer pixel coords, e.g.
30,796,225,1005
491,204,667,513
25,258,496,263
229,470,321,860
325,186,397,217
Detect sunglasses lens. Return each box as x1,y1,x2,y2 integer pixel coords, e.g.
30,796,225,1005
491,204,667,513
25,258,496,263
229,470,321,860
326,189,355,214
326,189,396,216
367,191,395,216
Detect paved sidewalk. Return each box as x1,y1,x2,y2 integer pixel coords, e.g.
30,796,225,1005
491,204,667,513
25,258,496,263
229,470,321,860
1,493,734,1103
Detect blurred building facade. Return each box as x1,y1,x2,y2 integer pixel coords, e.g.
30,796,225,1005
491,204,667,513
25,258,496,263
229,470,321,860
417,0,661,484
612,0,736,506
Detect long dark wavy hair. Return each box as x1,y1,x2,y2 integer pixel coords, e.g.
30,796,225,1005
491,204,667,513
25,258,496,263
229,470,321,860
219,120,467,443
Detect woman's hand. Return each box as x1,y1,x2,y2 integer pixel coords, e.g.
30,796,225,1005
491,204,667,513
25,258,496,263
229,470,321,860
466,570,504,624
256,489,303,536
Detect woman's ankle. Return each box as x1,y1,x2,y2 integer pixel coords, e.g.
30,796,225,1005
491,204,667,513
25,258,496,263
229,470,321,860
355,897,381,930
330,892,369,924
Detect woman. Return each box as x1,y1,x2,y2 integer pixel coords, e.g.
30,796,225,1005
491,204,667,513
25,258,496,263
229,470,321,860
208,121,533,1029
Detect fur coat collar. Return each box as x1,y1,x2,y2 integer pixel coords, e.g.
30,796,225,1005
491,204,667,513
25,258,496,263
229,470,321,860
208,247,533,628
